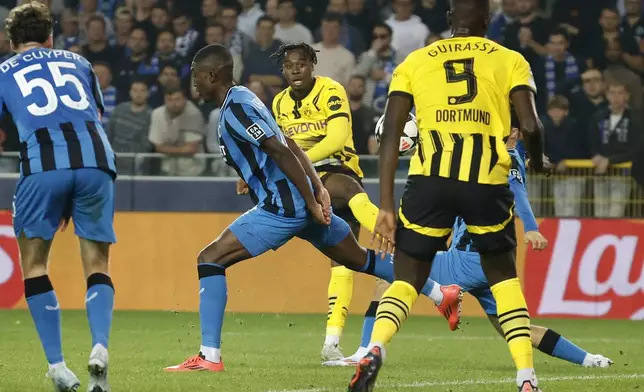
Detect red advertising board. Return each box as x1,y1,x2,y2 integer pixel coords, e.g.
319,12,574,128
0,211,22,308
525,218,644,319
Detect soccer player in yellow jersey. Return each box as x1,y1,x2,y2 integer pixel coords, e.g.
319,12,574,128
261,42,459,362
348,0,550,391
266,42,377,361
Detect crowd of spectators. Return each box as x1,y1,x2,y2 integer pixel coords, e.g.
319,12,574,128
0,0,643,217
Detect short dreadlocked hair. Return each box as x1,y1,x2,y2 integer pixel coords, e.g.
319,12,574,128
270,42,319,65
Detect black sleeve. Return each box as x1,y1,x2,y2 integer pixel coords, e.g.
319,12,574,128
620,32,641,55
88,66,104,115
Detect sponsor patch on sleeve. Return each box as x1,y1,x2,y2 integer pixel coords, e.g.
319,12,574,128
246,123,266,141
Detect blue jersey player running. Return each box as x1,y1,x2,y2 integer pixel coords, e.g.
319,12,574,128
4,3,116,392
328,129,613,369
163,44,450,373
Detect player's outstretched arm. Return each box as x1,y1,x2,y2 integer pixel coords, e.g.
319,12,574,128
511,89,545,173
508,171,547,251
261,137,330,224
303,116,350,163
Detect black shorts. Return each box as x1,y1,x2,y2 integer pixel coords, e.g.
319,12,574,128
396,175,516,261
320,168,363,227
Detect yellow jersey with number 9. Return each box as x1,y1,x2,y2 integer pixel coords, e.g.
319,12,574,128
389,36,536,185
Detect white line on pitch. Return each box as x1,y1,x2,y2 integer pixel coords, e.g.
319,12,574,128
223,331,641,344
267,373,644,392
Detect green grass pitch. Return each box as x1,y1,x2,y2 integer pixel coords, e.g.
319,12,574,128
0,310,642,391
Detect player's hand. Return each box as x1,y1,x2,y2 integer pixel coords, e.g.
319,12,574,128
371,209,397,258
308,202,330,225
519,27,533,45
314,185,331,219
524,231,548,251
556,160,567,173
371,68,386,81
594,156,610,174
236,179,249,195
541,154,554,176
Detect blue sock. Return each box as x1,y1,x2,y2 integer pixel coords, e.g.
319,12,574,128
198,263,227,350
538,329,587,365
361,250,394,282
25,275,63,365
86,273,115,348
359,301,378,348
420,279,438,297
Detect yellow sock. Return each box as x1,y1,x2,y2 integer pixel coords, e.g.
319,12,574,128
326,266,354,338
371,281,418,345
491,278,534,370
348,192,379,232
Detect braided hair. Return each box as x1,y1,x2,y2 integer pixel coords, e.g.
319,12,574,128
269,42,319,65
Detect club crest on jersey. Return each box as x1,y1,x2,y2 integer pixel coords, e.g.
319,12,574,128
510,168,523,184
327,96,343,111
246,123,266,141
303,106,313,117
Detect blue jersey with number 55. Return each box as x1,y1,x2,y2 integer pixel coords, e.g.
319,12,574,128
0,48,115,177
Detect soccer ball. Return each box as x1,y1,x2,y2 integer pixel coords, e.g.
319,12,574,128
374,112,418,156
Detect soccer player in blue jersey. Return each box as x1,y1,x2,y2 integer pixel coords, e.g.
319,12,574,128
164,44,423,372
333,129,613,369
3,3,116,392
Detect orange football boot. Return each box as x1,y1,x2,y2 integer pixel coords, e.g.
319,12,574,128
436,284,463,331
164,353,224,372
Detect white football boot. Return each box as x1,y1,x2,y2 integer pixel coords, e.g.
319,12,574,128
321,343,344,362
322,346,369,367
583,353,614,368
87,344,110,392
46,363,80,392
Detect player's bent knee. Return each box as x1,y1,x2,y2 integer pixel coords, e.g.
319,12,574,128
197,248,220,265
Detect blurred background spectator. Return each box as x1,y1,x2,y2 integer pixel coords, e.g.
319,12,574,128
347,75,378,155
589,81,641,217
241,16,284,93
487,0,517,43
238,0,264,38
313,12,355,86
148,85,206,177
355,22,404,114
107,79,152,175
0,0,642,211
542,96,588,217
275,0,313,45
386,0,429,58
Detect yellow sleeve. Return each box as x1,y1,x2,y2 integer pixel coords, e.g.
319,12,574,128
272,91,284,128
388,57,413,97
305,82,351,163
509,53,537,96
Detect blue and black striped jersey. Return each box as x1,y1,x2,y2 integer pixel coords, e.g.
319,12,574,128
0,48,116,177
218,86,309,218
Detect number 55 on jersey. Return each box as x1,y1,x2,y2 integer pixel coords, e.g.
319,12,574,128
0,48,115,176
